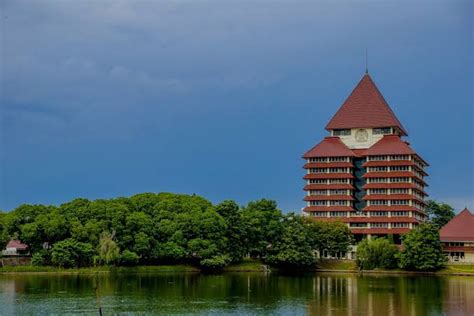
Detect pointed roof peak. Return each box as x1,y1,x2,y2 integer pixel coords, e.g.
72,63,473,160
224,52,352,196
326,73,408,135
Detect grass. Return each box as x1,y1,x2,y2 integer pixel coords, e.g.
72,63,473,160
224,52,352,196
439,264,474,274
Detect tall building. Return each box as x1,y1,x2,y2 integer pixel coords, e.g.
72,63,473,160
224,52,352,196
302,73,428,242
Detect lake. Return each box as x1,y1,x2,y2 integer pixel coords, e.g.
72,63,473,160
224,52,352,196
0,272,473,315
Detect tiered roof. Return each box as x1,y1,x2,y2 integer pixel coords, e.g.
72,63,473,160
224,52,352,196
325,74,407,135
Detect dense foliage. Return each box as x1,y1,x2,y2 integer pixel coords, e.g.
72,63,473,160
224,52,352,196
425,200,455,229
0,193,353,269
399,224,445,271
356,237,399,270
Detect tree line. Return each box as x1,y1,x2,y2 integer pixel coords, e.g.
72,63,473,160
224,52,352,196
0,193,352,269
0,193,452,271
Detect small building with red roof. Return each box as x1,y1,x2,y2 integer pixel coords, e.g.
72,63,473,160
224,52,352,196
2,240,29,257
303,72,429,248
440,208,474,262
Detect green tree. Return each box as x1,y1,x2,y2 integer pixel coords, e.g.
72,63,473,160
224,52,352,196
308,220,353,257
98,231,120,265
356,237,399,270
241,199,283,258
266,214,316,267
399,224,445,271
426,200,455,229
215,200,246,262
51,239,94,268
120,250,139,266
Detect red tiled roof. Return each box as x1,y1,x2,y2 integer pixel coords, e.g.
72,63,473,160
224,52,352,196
352,149,368,157
440,208,474,242
304,184,354,190
6,240,28,250
303,137,355,158
303,162,353,169
304,195,355,201
366,135,415,156
325,74,407,135
304,173,354,180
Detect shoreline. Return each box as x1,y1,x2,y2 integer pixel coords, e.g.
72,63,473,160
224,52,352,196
0,264,473,276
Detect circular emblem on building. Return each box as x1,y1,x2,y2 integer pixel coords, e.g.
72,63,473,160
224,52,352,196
355,129,369,142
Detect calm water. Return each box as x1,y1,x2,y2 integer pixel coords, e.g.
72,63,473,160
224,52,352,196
0,272,473,315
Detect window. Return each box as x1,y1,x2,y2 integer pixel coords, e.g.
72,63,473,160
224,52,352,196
309,157,327,162
330,211,347,217
330,200,347,206
368,178,388,183
390,166,409,171
370,200,388,205
350,223,367,228
330,189,348,195
392,211,409,217
390,177,410,183
329,179,350,184
312,212,327,217
329,167,347,173
310,190,327,195
371,211,388,217
391,200,409,205
369,156,388,161
392,223,409,228
390,155,410,161
310,201,327,206
310,168,326,173
329,157,348,162
369,166,388,172
333,129,351,136
370,189,387,195
390,188,409,194
371,222,389,228
373,128,392,135
309,179,326,184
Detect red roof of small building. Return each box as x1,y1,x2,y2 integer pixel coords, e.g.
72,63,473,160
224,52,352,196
325,74,407,135
6,240,28,250
440,208,474,242
303,137,355,158
366,135,415,156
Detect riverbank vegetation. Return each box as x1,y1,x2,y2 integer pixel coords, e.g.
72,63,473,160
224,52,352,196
0,194,455,272
0,193,352,270
355,224,446,271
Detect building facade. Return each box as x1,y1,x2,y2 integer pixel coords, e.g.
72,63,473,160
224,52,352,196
303,73,428,243
440,208,474,263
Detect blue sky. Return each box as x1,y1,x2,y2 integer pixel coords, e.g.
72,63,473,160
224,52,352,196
1,1,472,212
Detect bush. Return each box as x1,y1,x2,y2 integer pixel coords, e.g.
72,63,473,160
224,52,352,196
356,238,399,270
120,250,139,266
51,239,94,268
200,254,231,269
399,224,445,271
31,250,51,266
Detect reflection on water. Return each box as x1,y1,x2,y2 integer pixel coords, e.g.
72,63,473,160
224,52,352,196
0,272,473,315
